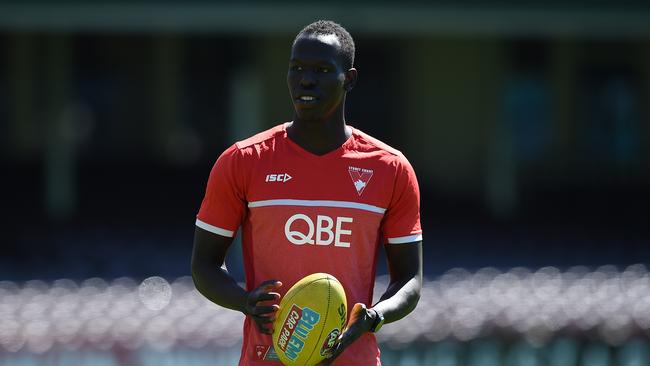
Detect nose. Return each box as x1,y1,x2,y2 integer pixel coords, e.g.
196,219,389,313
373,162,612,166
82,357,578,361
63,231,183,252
300,70,316,88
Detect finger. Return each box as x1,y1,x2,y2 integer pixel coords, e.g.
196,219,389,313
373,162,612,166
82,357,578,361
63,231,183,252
253,292,281,303
337,331,357,350
253,314,276,324
323,343,344,364
253,317,276,333
252,318,271,333
338,320,367,348
248,282,283,305
327,324,363,360
257,324,273,335
318,350,337,366
250,304,280,316
256,279,283,292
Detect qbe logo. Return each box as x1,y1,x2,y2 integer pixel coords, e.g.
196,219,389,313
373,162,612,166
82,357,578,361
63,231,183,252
284,214,353,248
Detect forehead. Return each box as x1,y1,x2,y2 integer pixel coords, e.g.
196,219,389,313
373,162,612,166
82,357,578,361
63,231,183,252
291,34,343,65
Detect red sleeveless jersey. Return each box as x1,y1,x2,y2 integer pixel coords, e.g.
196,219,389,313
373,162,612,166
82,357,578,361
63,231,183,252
197,123,422,366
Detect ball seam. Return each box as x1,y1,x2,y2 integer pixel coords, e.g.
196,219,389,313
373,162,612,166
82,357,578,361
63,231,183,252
303,277,331,366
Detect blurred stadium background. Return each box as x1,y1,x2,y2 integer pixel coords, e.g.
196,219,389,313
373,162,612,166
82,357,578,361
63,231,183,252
1,0,649,365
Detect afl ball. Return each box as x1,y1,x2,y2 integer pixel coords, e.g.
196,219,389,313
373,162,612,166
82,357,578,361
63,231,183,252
272,273,347,366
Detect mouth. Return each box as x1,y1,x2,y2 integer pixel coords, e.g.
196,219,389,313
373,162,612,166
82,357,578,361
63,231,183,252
294,94,320,105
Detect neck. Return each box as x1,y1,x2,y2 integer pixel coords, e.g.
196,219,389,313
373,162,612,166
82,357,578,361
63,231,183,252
287,106,351,156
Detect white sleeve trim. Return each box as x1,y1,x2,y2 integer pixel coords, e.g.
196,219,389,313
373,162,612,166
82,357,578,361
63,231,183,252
387,233,423,244
195,219,235,237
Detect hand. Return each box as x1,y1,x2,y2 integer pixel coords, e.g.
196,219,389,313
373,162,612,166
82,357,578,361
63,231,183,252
243,279,282,335
317,303,376,365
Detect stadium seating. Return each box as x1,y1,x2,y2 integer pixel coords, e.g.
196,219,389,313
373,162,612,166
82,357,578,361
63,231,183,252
1,265,649,364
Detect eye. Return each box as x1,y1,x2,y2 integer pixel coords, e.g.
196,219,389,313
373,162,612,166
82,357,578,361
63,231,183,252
290,65,303,71
320,67,330,73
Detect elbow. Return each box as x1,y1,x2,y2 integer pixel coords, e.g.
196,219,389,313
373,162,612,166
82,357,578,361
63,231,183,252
408,286,421,313
407,276,422,313
412,285,421,303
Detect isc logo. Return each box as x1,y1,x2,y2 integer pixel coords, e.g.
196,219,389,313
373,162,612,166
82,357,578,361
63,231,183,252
266,173,292,183
284,214,353,247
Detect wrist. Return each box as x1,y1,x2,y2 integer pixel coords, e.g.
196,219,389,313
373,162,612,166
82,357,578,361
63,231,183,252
238,291,251,315
369,308,385,333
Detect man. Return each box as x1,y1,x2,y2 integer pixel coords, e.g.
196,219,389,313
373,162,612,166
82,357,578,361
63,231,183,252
191,20,422,366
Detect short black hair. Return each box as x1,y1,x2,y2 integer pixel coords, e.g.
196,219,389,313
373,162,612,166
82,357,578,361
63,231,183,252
295,20,355,69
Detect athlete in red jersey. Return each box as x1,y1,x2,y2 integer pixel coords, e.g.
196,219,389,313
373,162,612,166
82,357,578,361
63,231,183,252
192,20,422,366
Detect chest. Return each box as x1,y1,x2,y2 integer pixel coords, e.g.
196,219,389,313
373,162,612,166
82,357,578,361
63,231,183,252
244,153,394,208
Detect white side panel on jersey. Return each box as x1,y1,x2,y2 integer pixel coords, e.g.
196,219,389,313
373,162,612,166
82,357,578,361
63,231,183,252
248,199,386,214
195,219,235,237
387,233,423,244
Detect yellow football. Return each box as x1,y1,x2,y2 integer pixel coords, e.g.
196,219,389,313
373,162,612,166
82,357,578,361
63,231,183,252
272,273,347,366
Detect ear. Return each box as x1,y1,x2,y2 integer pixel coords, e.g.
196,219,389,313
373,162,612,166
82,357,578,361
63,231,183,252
344,68,358,92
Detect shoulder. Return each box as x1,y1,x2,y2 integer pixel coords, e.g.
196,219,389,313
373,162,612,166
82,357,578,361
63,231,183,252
213,123,286,167
213,123,287,164
350,127,402,156
235,123,286,150
350,127,410,164
349,127,418,183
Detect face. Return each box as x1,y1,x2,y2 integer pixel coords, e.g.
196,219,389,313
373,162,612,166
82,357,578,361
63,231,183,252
287,34,355,122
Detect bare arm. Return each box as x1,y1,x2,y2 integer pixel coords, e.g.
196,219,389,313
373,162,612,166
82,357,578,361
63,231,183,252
191,226,281,334
372,240,423,323
191,226,246,311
